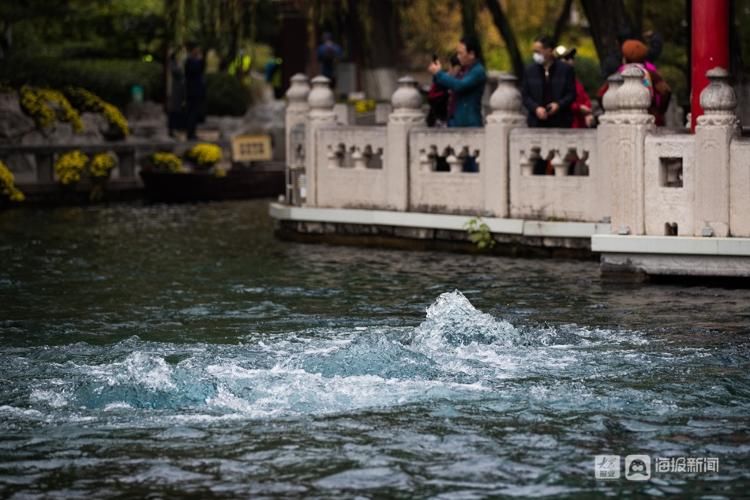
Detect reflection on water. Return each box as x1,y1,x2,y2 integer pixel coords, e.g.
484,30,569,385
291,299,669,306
0,200,749,497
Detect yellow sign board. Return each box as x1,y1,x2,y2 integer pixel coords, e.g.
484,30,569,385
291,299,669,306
232,134,273,162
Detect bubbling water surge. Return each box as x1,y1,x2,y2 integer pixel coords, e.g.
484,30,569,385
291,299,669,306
11,291,646,420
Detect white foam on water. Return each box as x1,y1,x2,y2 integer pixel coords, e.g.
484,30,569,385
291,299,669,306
0,405,44,418
103,402,135,411
110,352,176,391
204,365,488,418
30,389,68,408
7,290,655,422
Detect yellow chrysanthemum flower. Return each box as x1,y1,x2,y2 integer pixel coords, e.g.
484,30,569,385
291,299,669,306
186,143,223,168
89,153,116,178
64,87,130,138
54,150,89,185
39,89,84,133
151,152,184,173
0,160,25,202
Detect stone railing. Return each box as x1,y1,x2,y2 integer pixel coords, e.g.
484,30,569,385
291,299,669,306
509,128,602,221
644,130,695,236
285,65,746,237
0,142,174,185
315,125,387,209
730,137,750,237
409,127,485,214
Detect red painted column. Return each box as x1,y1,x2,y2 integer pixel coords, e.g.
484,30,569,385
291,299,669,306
691,0,730,131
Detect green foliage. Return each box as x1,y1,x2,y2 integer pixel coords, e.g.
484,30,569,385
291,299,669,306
573,55,602,98
465,217,495,250
205,73,252,117
0,58,162,108
659,64,688,107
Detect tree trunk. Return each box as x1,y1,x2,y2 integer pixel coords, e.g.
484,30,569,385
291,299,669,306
0,22,11,58
461,0,480,40
633,0,644,36
579,0,633,69
484,0,524,78
364,0,400,68
553,0,574,43
345,0,365,90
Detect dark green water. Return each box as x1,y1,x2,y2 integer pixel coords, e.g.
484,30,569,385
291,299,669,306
1,200,749,498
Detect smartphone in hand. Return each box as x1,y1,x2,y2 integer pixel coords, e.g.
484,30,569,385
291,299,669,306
432,54,439,63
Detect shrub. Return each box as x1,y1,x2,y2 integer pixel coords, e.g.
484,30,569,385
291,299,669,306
0,161,25,202
38,89,84,133
19,86,56,130
205,73,251,116
65,87,129,138
20,86,84,132
573,55,603,100
54,150,89,185
465,217,495,250
0,57,163,108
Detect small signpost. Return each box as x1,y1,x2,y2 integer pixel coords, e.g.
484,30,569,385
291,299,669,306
231,134,273,164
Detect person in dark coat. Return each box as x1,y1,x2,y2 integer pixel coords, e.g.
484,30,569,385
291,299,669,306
521,35,576,129
317,32,343,89
167,50,185,137
184,42,206,140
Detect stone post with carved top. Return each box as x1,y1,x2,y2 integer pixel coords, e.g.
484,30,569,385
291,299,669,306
285,74,310,205
694,67,739,237
594,73,624,222
484,74,525,217
603,66,654,235
387,77,424,210
305,76,336,206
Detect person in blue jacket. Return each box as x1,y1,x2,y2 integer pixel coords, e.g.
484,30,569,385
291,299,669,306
428,35,487,128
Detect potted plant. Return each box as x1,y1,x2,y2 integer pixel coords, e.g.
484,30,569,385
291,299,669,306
88,152,117,201
145,152,185,173
54,150,89,186
185,143,223,172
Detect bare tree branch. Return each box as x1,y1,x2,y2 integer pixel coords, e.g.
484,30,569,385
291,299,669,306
579,0,633,70
484,0,524,78
553,0,574,44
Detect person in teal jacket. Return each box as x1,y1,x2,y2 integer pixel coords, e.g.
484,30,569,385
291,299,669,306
428,35,487,128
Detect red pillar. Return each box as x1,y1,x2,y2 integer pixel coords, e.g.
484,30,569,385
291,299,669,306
691,0,730,131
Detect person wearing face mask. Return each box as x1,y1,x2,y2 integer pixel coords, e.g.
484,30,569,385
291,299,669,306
521,35,576,128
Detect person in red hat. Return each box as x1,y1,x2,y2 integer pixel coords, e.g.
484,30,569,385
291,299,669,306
598,39,672,126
